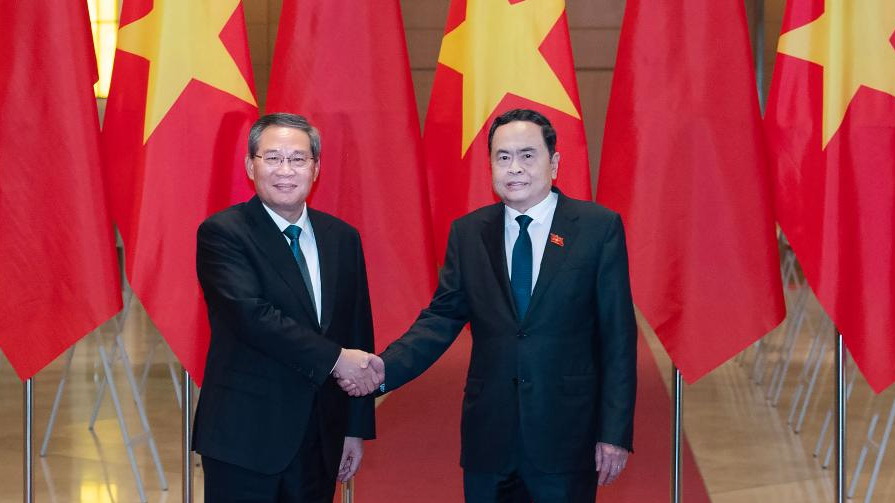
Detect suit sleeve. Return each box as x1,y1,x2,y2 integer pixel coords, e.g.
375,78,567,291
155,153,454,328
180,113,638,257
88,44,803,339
379,221,470,391
595,214,637,451
196,218,341,386
346,232,376,439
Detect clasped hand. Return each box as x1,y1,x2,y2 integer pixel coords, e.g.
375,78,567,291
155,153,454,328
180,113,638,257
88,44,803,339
332,348,384,396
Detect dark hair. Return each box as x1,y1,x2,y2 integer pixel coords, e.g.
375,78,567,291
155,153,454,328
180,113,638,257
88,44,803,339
487,108,557,156
247,113,321,159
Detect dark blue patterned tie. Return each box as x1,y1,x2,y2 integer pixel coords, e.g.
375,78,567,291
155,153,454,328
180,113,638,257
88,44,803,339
283,225,317,315
511,215,533,319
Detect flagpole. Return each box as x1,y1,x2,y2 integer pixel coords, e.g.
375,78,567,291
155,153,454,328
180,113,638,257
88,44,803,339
751,0,766,111
24,378,34,503
671,366,683,503
835,330,846,503
183,368,193,503
341,479,354,503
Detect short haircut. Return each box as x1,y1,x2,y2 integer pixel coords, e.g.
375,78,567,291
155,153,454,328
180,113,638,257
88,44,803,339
247,113,321,159
487,108,557,157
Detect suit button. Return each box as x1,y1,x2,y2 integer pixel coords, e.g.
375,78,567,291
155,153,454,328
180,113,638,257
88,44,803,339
516,331,527,338
513,377,527,385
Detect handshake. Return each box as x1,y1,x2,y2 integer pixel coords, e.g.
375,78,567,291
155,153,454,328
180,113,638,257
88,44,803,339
332,348,385,397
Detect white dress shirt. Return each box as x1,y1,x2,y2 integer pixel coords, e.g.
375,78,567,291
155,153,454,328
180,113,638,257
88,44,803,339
504,191,559,291
262,203,322,324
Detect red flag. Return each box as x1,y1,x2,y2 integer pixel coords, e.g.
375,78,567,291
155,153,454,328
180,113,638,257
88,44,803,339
597,0,785,382
423,0,592,259
267,0,437,351
101,0,259,385
0,1,121,379
765,0,895,392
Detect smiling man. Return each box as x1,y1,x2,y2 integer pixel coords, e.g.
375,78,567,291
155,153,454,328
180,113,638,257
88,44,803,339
193,113,383,502
348,108,637,502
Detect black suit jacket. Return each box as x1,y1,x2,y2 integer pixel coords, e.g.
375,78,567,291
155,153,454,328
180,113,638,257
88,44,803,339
193,195,375,476
380,189,636,474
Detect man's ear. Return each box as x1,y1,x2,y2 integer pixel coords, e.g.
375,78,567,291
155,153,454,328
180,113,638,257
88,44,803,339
551,152,560,179
245,155,255,181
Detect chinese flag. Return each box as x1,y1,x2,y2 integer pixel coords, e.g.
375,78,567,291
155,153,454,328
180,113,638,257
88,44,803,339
267,0,437,351
765,0,895,392
598,0,785,382
101,0,258,385
424,0,592,259
0,1,121,379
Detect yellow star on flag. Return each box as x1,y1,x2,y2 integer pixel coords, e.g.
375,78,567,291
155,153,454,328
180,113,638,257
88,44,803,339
438,0,580,156
778,0,895,148
117,0,257,143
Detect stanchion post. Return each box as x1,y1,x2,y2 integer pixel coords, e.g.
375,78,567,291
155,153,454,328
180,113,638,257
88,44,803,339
835,331,846,503
671,366,682,503
341,478,354,503
24,377,34,503
183,368,193,503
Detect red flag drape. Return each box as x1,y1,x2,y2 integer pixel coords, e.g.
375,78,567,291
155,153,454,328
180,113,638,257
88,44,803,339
101,0,259,385
765,0,895,392
266,0,437,352
0,0,121,379
423,0,592,260
598,0,785,382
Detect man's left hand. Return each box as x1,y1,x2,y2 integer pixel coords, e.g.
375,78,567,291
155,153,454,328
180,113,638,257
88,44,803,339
595,442,629,486
338,437,364,482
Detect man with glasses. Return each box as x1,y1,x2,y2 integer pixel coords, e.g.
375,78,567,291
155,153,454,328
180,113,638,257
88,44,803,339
342,109,637,502
193,113,383,502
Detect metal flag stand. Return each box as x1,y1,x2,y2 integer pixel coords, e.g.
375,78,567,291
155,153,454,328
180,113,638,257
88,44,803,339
671,367,683,503
24,378,34,503
342,478,354,503
835,330,846,503
183,369,194,503
38,287,168,502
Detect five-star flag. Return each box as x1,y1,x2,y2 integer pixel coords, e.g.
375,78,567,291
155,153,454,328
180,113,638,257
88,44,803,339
101,0,259,385
765,0,895,392
116,0,256,142
0,0,121,379
424,0,591,259
266,0,437,353
598,0,785,382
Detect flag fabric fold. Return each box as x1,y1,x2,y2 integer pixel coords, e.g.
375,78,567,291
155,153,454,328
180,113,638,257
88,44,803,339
101,0,259,385
423,0,592,260
266,0,437,352
765,0,895,392
598,0,785,382
0,0,122,379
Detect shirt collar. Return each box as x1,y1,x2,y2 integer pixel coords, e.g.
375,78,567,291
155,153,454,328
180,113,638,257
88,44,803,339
504,190,558,227
262,203,310,233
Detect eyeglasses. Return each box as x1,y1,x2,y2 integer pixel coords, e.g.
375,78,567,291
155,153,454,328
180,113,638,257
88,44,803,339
254,153,316,169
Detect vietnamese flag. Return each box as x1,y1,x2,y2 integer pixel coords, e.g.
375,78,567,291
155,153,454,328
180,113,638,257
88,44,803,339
101,0,259,385
598,0,785,382
424,0,592,259
266,0,437,351
0,0,122,379
765,0,895,392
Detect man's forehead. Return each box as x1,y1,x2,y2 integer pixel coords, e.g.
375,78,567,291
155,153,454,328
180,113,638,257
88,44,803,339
259,126,310,143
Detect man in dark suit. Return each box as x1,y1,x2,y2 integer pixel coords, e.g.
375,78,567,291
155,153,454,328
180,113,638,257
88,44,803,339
343,109,636,502
193,113,384,502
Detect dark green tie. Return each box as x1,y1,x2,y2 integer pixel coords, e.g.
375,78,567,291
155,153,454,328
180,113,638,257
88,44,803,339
511,215,533,319
283,225,317,315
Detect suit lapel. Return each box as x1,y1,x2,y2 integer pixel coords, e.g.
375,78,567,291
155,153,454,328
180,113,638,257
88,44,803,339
526,193,579,320
480,204,518,320
309,209,338,333
245,197,321,329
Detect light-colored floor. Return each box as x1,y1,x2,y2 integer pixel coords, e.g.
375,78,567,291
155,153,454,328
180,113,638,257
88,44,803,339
1,289,893,502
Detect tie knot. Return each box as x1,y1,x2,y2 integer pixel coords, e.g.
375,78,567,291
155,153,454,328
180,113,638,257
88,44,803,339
283,225,302,241
516,214,533,231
